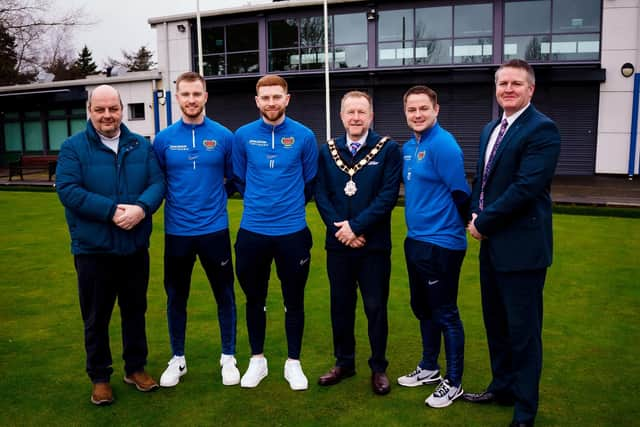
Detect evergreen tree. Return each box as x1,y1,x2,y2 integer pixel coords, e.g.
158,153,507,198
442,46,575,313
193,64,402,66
0,24,35,84
73,45,98,77
122,46,156,71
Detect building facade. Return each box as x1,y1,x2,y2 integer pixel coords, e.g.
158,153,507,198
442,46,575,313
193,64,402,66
0,71,164,166
149,0,639,176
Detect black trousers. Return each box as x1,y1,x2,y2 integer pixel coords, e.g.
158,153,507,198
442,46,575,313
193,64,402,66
327,251,390,373
74,249,149,383
234,227,312,359
480,252,546,424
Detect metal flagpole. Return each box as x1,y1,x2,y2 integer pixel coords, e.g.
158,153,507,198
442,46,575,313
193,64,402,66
196,0,204,75
323,0,331,140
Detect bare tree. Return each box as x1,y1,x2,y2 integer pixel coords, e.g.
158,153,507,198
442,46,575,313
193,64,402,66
0,0,89,80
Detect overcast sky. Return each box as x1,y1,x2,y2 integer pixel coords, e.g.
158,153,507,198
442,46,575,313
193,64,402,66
61,0,274,66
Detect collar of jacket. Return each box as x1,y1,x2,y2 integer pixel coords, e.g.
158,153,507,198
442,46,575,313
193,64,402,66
257,115,289,132
86,121,137,148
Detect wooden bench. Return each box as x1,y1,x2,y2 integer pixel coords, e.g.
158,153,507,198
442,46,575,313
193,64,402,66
8,155,58,181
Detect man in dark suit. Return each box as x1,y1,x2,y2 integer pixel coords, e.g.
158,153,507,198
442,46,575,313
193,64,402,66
315,91,402,395
464,59,560,427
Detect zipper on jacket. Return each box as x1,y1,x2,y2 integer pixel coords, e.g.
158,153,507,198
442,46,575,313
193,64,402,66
192,127,196,170
270,125,275,168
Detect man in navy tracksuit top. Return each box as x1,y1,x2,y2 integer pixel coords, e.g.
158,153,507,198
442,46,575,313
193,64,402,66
56,85,165,405
315,91,402,396
396,86,470,408
152,72,240,388
232,74,318,391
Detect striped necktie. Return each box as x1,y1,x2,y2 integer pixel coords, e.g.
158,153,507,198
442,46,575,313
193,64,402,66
350,142,361,156
479,118,509,210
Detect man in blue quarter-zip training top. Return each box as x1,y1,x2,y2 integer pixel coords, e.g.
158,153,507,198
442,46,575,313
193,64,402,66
232,74,318,391
56,84,165,406
152,72,240,389
315,90,402,396
397,85,470,409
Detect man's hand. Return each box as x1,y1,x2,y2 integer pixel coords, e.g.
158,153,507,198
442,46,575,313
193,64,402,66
467,213,485,241
334,220,366,248
113,204,145,230
348,235,367,249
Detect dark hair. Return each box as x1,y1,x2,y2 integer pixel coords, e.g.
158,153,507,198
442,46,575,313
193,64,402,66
175,71,206,92
256,74,288,94
403,85,438,107
495,59,535,85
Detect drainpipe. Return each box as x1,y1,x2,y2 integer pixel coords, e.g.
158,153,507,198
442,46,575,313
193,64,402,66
629,73,639,179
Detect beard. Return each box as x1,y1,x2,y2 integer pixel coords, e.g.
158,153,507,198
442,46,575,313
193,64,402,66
261,107,285,123
181,104,204,120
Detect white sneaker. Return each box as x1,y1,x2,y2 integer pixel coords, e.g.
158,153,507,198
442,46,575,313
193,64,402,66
240,356,268,388
159,355,187,387
426,379,463,408
220,354,241,386
284,359,308,391
397,366,442,387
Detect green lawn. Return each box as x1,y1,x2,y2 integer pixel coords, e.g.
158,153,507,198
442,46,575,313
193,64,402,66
0,192,638,426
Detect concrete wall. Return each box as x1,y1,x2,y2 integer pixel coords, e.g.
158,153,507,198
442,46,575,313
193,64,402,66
597,0,640,174
153,20,193,125
87,79,161,140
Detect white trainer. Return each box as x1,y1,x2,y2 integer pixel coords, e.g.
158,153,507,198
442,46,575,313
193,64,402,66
220,354,241,386
284,359,308,391
159,355,187,387
426,379,463,408
240,356,268,388
397,366,442,387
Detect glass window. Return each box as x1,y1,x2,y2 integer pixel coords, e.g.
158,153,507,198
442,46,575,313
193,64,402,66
416,7,451,40
203,55,225,76
71,108,86,116
4,122,22,151
70,118,86,135
505,1,550,35
334,13,366,44
227,52,259,74
269,49,299,72
269,19,299,49
24,121,43,152
379,9,413,43
454,4,492,38
379,42,414,67
48,120,68,151
300,17,324,47
336,45,367,69
128,103,145,121
553,0,600,33
504,35,551,61
454,38,493,64
227,23,258,51
551,33,599,61
203,26,225,54
416,39,452,64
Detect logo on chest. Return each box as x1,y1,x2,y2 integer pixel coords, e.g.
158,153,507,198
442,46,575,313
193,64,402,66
281,136,295,148
417,151,426,161
202,139,217,150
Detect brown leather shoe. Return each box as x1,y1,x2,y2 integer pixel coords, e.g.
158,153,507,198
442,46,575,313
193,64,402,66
124,371,159,392
371,372,391,395
91,382,113,406
318,366,356,386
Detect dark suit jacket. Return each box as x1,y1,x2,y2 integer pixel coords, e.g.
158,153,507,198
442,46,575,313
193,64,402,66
315,130,402,253
470,105,561,272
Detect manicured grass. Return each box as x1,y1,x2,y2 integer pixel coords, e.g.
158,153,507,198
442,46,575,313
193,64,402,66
0,192,638,426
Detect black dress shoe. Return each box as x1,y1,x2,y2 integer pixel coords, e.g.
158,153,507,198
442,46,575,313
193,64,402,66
462,391,514,406
318,366,355,386
371,372,391,395
509,421,534,427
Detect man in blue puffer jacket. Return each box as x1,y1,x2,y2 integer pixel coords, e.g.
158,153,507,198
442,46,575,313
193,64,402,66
56,85,165,406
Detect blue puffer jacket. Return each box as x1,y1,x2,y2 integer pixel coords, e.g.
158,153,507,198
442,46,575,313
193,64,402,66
56,121,165,255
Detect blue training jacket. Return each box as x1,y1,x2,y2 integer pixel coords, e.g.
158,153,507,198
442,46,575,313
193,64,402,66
403,122,470,250
233,116,318,236
56,121,165,255
153,117,234,236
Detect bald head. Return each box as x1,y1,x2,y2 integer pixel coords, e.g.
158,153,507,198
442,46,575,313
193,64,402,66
88,85,123,138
